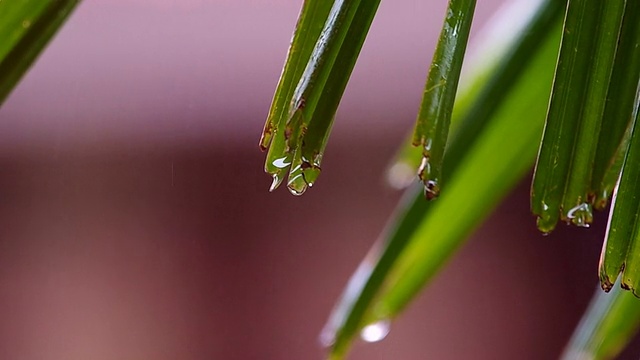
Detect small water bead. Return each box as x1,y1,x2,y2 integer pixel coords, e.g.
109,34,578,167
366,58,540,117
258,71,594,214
269,173,283,192
272,157,291,169
359,320,390,343
566,202,593,228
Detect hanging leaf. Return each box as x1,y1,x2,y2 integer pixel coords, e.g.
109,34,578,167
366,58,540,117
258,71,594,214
592,0,640,210
321,2,564,358
531,0,627,232
0,0,81,105
260,0,381,195
412,0,476,199
599,82,640,293
562,283,640,360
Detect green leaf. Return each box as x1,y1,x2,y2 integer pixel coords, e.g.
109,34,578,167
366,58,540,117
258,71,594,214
562,283,640,360
592,0,640,210
412,0,476,199
259,0,334,189
599,1,640,293
599,82,640,293
260,0,381,195
371,21,560,322
299,0,380,189
392,0,562,194
321,2,564,358
0,0,81,105
286,0,381,195
560,0,626,225
531,0,626,232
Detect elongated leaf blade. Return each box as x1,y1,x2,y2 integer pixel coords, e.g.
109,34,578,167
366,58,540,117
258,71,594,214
412,0,476,199
386,0,562,190
599,82,640,291
593,0,640,210
261,0,381,195
321,2,564,357
260,0,334,189
562,284,640,360
372,25,561,320
298,1,380,189
0,0,81,105
286,0,381,195
531,0,605,233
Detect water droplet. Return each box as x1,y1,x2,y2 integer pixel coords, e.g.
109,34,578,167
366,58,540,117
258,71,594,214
536,214,556,234
417,156,440,200
269,173,283,192
542,202,549,211
424,138,433,153
272,157,291,169
22,20,31,28
360,320,390,343
424,180,440,200
417,157,431,183
287,174,307,196
566,203,592,228
302,166,321,187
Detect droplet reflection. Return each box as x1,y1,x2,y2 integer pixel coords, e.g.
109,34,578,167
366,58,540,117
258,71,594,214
359,320,390,343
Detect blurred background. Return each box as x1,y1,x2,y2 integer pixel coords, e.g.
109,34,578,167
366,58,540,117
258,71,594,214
0,0,638,359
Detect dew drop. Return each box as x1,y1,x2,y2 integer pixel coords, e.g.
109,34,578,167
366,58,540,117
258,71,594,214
288,185,307,196
359,320,390,343
566,203,592,228
536,214,556,234
424,180,440,200
424,138,433,153
302,166,321,186
272,157,291,169
417,157,430,182
287,174,307,196
269,173,283,192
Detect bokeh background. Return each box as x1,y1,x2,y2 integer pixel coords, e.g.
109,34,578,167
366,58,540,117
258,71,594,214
0,0,638,359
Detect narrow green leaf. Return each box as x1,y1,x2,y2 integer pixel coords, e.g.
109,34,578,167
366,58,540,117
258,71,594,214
560,0,625,227
599,81,640,291
300,0,380,189
562,283,640,360
261,0,381,195
443,0,564,177
531,0,607,233
286,0,381,195
386,0,563,190
371,25,560,320
260,0,334,190
412,0,476,199
321,2,564,357
283,0,364,195
532,0,631,231
592,0,640,210
0,0,80,105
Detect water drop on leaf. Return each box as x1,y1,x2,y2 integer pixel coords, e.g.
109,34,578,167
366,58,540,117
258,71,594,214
359,320,390,343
